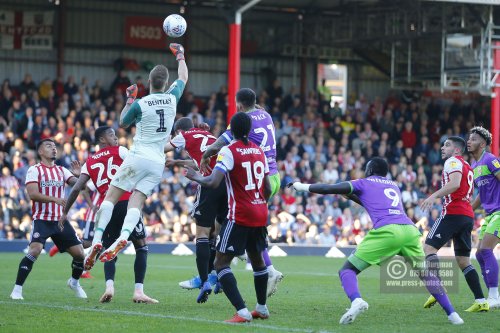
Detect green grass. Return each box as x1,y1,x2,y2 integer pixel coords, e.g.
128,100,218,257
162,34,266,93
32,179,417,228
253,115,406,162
0,253,497,333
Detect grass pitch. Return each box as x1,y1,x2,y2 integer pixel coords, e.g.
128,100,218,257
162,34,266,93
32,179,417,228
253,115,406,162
0,252,498,333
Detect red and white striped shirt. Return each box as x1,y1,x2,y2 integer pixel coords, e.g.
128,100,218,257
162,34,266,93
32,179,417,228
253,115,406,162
25,163,75,221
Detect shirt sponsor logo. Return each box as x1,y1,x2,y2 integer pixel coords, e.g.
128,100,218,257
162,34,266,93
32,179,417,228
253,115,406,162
476,179,490,187
41,180,64,187
251,198,267,205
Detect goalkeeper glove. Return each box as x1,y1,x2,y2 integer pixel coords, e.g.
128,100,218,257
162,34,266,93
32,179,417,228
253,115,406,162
126,84,138,105
287,182,311,192
169,43,185,61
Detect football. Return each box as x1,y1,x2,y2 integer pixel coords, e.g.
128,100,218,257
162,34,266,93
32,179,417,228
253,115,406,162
163,14,187,38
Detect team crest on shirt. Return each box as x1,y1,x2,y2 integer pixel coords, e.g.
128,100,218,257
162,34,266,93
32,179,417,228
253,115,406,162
450,161,458,168
217,154,224,162
33,232,40,238
493,159,500,168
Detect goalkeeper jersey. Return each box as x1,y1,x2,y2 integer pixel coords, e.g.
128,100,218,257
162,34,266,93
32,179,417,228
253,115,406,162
125,79,185,164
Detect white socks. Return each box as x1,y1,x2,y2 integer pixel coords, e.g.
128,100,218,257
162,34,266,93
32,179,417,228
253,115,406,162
237,308,252,319
119,208,141,240
135,283,144,293
69,277,79,286
13,285,22,292
106,279,114,289
256,303,268,314
489,287,499,299
93,201,115,243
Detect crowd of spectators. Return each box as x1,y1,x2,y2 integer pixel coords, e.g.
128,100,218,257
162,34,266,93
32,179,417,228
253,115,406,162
0,72,492,248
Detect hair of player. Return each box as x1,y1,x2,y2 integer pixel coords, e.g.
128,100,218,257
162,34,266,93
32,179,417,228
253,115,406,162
470,126,492,146
36,138,55,152
95,126,111,144
367,157,388,177
230,112,252,145
447,136,467,154
173,117,194,132
149,65,169,90
236,88,256,109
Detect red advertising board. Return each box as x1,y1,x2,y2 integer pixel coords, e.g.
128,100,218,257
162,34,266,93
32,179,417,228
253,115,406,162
125,16,166,49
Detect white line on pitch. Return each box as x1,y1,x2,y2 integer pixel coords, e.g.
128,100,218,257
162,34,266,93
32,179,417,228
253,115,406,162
115,263,336,277
0,301,333,333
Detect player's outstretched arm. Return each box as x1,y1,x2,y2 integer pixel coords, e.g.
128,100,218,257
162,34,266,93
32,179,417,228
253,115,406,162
200,136,227,173
344,193,363,206
421,172,461,211
64,173,91,217
170,43,188,84
165,158,198,169
26,183,66,205
58,173,91,230
119,84,139,128
288,181,353,195
164,142,176,153
184,166,223,188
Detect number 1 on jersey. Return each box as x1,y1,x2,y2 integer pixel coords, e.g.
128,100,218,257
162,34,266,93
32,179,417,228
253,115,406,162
156,109,167,132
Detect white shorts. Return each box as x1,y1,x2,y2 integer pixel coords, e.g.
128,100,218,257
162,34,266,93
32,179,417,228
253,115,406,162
111,155,164,196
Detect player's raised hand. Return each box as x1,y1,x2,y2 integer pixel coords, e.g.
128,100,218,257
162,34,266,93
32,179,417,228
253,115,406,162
70,160,81,177
169,43,185,61
126,84,138,105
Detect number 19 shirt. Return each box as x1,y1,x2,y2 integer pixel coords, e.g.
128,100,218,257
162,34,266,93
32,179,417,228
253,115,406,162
215,140,269,227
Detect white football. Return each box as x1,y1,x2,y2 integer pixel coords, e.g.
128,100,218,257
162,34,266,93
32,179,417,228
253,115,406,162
163,14,187,38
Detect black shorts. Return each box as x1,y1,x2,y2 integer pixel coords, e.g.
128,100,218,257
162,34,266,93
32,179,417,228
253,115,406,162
30,219,81,253
216,220,268,256
425,214,473,256
102,200,146,249
82,221,95,242
191,182,228,228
